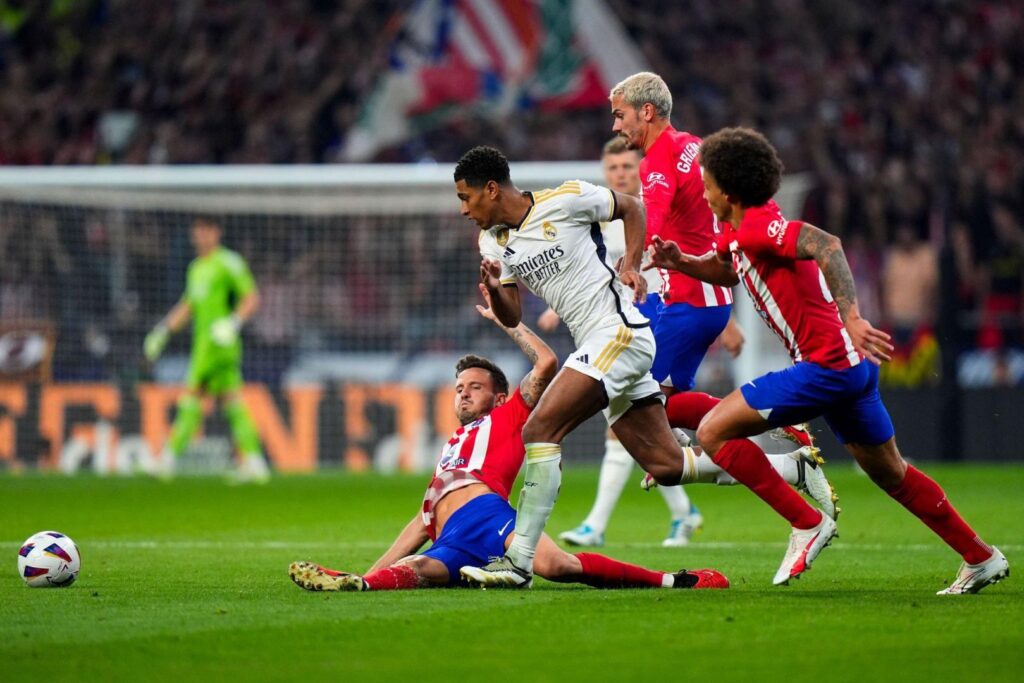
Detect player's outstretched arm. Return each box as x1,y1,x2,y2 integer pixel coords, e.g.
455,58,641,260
365,513,431,574
612,191,648,303
480,258,522,327
795,222,894,365
144,301,191,361
645,235,739,286
477,284,558,408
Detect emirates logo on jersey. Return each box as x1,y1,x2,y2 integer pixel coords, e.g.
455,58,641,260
644,172,669,190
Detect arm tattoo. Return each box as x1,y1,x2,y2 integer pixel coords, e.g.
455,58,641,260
519,371,552,408
796,225,858,321
507,326,539,364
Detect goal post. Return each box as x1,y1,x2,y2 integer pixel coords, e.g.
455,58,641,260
0,164,811,474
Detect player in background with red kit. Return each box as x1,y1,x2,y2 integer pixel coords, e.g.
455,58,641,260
609,73,819,463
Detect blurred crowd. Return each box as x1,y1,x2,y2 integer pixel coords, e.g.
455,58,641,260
1,0,1022,386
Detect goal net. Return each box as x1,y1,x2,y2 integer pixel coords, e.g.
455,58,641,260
0,164,810,474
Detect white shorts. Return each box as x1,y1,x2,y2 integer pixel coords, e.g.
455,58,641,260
563,323,664,425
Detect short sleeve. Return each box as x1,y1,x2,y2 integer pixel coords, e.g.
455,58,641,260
222,251,256,296
478,230,517,285
566,180,616,225
737,216,802,261
491,388,532,432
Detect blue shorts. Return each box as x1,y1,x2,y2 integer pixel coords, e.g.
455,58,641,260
636,293,662,328
740,361,895,446
651,302,732,390
422,493,516,585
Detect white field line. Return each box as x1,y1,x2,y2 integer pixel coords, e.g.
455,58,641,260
3,540,1022,552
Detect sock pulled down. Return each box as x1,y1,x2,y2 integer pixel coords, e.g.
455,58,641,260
362,565,419,591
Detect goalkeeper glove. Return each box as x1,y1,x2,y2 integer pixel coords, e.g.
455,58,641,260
210,315,241,347
144,324,169,361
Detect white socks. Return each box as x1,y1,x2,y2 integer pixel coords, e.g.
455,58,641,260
583,438,696,532
581,438,634,533
680,444,803,486
506,443,562,572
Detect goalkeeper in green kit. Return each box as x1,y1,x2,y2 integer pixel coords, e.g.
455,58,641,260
144,217,269,482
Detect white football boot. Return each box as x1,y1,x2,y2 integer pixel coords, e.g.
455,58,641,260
937,548,1009,595
558,524,604,547
793,446,840,521
228,454,271,484
460,556,533,588
773,514,838,585
662,505,704,548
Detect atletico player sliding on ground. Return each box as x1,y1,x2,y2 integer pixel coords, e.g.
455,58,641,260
288,287,728,592
646,127,1008,593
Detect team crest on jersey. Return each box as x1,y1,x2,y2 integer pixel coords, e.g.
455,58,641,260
644,172,669,190
496,228,510,247
542,222,557,241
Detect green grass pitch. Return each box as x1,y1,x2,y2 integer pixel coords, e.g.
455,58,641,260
1,465,1021,682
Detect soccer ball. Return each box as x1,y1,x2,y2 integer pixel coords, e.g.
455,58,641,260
17,531,81,588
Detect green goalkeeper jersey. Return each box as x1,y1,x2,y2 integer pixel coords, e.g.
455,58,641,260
184,247,256,362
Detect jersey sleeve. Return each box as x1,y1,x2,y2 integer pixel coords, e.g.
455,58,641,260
565,180,616,225
492,388,532,433
221,250,257,297
640,154,678,244
737,216,802,261
478,230,517,285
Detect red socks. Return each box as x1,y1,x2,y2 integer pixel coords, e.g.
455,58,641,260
714,439,823,529
886,466,993,565
575,552,667,588
665,392,721,430
362,565,420,590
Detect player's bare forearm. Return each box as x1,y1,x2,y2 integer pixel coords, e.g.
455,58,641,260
613,192,647,273
647,238,738,287
235,290,259,324
504,323,558,407
366,514,430,574
796,223,893,363
795,223,858,323
488,283,522,327
164,301,191,333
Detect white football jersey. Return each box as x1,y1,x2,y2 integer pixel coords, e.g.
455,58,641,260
602,216,663,295
479,180,649,344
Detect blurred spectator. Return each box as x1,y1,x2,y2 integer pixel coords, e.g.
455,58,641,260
2,0,1023,380
881,225,938,343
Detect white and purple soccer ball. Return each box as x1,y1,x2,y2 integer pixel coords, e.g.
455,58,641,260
17,531,81,587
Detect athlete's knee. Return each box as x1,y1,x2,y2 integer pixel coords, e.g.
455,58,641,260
176,393,201,413
850,439,907,489
695,419,723,455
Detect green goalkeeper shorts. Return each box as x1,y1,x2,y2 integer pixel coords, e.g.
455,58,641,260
186,354,243,395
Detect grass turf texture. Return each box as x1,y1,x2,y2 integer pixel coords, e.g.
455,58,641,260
1,465,1021,682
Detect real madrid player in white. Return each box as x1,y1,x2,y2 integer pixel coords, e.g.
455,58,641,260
453,145,692,587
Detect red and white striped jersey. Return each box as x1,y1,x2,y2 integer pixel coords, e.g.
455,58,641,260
421,389,531,540
716,201,862,370
640,126,732,308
